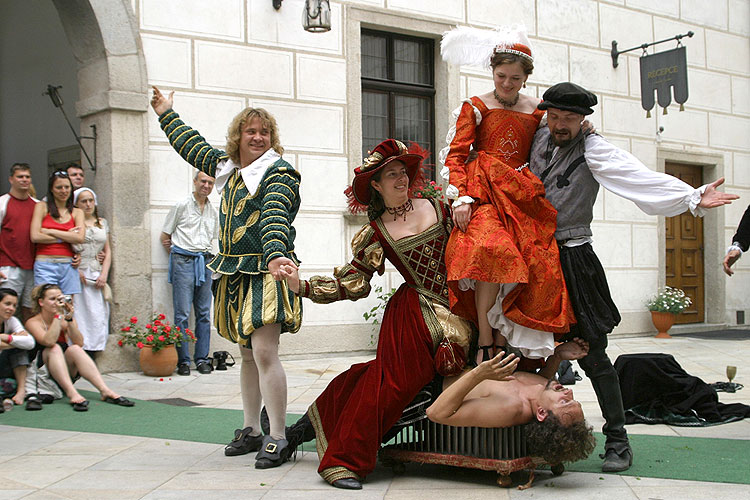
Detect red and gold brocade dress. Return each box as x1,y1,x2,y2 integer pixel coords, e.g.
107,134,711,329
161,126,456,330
299,199,472,484
443,96,574,359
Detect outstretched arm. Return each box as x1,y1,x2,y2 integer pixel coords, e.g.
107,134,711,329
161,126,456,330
585,135,737,217
293,225,384,304
723,204,750,276
151,86,227,178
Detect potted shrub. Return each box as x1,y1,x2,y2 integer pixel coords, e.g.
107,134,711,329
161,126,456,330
646,287,692,338
118,313,196,376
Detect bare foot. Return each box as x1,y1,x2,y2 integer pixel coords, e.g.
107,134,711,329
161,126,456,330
101,391,121,401
67,390,86,405
11,390,25,406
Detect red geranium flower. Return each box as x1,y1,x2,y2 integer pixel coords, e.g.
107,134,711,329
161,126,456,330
158,335,165,341
154,320,162,326
117,340,123,347
121,326,131,332
130,316,138,324
136,341,144,349
145,324,152,329
158,313,166,320
146,335,154,343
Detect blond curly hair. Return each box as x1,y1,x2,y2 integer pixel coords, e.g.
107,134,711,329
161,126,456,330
225,107,284,164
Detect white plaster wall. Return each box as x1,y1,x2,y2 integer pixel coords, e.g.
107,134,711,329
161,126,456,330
136,0,750,355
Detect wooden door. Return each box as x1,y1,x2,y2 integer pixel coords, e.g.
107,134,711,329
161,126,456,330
665,163,704,323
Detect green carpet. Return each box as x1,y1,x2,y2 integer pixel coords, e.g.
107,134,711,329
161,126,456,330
1,390,315,452
566,432,750,484
3,392,748,484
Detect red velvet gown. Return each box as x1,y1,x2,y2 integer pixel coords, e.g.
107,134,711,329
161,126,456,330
299,199,472,484
444,97,575,352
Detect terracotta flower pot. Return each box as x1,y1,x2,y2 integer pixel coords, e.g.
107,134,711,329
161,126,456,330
139,343,178,376
651,311,676,339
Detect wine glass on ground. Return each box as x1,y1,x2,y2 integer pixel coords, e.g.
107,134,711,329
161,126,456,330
726,365,737,393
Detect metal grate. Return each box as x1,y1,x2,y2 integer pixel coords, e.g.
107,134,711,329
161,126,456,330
388,419,527,459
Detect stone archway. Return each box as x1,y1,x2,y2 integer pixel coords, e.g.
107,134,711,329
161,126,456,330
53,0,151,371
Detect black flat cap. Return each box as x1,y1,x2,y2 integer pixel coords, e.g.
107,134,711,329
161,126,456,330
538,82,598,116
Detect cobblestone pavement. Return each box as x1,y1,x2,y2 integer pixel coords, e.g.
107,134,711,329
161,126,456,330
1,332,749,499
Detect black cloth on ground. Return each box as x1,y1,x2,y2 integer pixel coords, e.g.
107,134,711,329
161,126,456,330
614,353,750,426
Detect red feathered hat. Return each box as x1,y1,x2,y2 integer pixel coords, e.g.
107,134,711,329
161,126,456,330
347,139,426,207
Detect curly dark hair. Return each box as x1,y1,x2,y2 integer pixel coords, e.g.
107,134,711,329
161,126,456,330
525,412,596,465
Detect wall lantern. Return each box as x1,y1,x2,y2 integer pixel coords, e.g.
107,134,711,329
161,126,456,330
302,0,331,33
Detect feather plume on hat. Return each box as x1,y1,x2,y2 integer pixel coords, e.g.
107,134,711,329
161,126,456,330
441,24,533,69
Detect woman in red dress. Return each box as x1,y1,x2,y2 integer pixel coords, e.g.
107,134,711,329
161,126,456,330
279,139,473,490
440,26,575,364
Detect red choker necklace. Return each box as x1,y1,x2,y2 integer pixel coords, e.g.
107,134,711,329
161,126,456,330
385,199,414,221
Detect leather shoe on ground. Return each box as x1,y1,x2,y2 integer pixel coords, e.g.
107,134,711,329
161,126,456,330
224,426,263,456
197,362,212,374
332,478,362,490
255,435,290,469
601,448,633,472
177,363,190,376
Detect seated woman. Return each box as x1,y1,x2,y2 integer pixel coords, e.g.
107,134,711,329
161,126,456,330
278,139,473,490
0,288,35,409
25,284,134,411
426,339,596,465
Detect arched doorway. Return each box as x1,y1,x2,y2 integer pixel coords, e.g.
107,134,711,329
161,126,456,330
52,0,151,371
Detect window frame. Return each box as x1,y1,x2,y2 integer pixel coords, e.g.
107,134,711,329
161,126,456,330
360,28,436,174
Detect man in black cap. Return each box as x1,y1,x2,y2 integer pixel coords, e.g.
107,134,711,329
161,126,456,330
528,82,738,472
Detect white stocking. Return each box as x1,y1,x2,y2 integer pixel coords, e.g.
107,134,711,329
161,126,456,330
239,345,262,435
249,324,287,440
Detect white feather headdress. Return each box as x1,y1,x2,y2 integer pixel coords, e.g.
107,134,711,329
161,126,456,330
441,24,533,69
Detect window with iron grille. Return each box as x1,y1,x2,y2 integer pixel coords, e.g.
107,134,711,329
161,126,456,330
361,29,435,178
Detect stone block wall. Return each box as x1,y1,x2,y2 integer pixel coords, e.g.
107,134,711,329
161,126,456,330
132,0,750,355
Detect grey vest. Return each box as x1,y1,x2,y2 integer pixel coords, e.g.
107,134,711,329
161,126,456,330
529,127,600,241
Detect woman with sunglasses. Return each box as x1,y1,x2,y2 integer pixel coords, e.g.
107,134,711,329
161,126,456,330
30,171,85,296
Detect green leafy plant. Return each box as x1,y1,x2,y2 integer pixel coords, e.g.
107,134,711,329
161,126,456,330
363,286,397,346
646,286,692,314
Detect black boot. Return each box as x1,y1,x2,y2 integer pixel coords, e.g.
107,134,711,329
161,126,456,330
601,448,633,472
287,412,316,450
578,347,632,471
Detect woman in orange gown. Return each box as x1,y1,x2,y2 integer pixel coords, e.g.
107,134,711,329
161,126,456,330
440,26,575,364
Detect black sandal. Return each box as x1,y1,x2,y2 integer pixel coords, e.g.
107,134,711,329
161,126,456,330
224,426,263,456
255,435,291,469
478,345,493,362
71,400,89,412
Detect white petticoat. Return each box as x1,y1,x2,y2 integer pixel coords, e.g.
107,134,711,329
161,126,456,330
461,279,555,359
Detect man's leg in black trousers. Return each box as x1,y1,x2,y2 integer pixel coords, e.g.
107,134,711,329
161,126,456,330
576,335,632,472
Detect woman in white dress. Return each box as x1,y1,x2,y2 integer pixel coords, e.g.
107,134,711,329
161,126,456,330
72,188,111,354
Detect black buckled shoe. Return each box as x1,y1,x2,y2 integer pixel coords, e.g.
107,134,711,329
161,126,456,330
196,362,212,374
177,363,190,376
601,448,633,472
224,426,263,456
254,435,290,469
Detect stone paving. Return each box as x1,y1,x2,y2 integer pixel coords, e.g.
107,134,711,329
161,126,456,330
1,331,749,499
